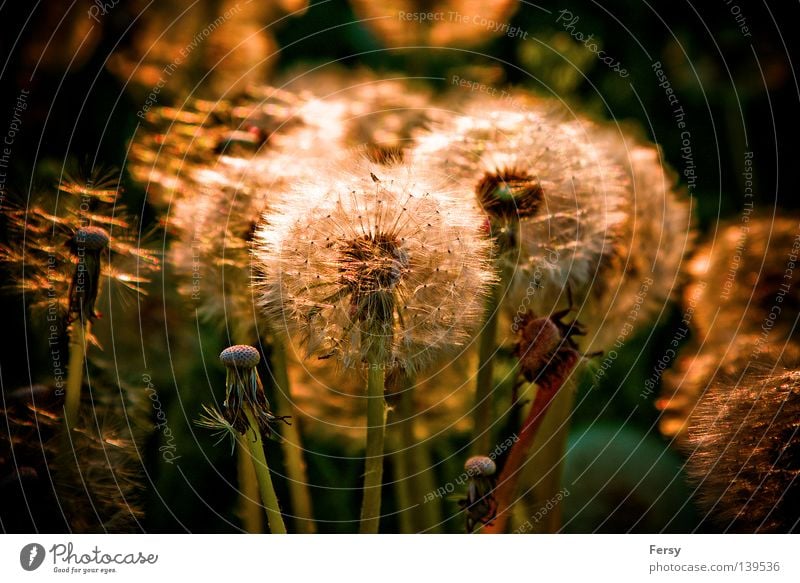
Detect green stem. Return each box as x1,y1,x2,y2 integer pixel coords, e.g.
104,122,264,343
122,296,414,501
269,339,316,533
472,283,501,455
236,439,263,533
243,406,287,534
396,381,442,533
64,319,89,427
359,356,387,533
412,439,442,532
388,433,415,533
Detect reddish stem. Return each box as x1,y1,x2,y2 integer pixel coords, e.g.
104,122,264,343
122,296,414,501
482,348,580,533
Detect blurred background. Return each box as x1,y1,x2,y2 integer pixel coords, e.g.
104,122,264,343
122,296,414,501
1,0,798,533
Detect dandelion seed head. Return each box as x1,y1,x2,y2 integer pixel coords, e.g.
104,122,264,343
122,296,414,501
685,354,800,532
415,99,691,353
0,171,158,327
412,105,629,322
254,159,497,370
685,215,800,347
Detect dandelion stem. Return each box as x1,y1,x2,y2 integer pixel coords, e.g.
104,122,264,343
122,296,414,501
395,378,442,533
269,339,316,533
236,440,264,533
472,282,501,455
481,350,580,533
64,319,89,427
359,350,387,533
389,433,415,533
243,406,287,534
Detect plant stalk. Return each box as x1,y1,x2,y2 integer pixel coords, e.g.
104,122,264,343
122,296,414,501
513,380,577,533
359,354,387,533
64,319,89,427
472,283,501,455
269,339,316,533
236,439,263,533
396,383,442,533
243,406,287,534
482,350,580,533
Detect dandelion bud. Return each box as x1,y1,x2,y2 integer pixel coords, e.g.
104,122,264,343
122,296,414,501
67,226,110,322
218,345,289,439
465,455,496,477
460,455,498,532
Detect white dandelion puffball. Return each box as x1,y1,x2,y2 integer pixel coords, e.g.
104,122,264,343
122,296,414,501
413,98,692,352
254,160,497,370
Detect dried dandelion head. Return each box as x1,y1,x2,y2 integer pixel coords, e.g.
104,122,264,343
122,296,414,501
254,160,496,370
1,171,158,328
685,355,800,532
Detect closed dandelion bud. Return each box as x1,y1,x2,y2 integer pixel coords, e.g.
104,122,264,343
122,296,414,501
0,171,158,328
254,160,497,371
68,226,109,321
217,345,289,440
465,455,496,477
685,358,800,532
460,455,498,532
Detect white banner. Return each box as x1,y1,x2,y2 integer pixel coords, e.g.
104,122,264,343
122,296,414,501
0,534,797,582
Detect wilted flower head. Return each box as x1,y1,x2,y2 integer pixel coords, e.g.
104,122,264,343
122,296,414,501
1,171,158,328
204,345,290,442
254,160,496,370
684,354,800,532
